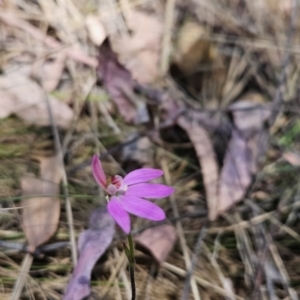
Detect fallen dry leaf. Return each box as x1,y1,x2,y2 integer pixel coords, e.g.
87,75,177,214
217,130,253,214
177,115,219,221
0,73,73,128
217,100,270,217
282,151,300,167
85,14,107,46
176,96,270,220
174,21,216,75
64,207,115,300
109,10,163,84
97,41,149,124
21,156,63,251
135,224,177,263
4,52,65,92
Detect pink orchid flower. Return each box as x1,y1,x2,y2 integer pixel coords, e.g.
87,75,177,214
92,155,174,234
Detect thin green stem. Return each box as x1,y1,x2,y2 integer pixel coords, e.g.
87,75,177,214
126,233,136,300
127,233,134,260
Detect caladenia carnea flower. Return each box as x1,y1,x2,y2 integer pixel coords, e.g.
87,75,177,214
92,155,174,234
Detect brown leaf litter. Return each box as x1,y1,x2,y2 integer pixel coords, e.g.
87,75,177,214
135,224,177,264
173,20,217,76
85,14,107,46
97,41,149,124
21,155,63,251
109,10,163,84
177,115,219,220
179,96,271,220
217,99,271,216
0,73,73,128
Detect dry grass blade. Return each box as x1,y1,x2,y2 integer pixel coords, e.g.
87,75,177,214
100,252,128,298
233,213,256,287
160,0,176,76
180,226,207,300
41,86,78,266
10,254,33,300
0,11,97,67
113,248,131,300
222,50,251,106
268,241,299,300
203,239,237,300
163,262,245,300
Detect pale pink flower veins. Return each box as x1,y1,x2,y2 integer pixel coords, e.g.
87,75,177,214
92,155,174,233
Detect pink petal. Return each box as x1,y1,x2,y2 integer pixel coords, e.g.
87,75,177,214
126,183,174,199
107,198,131,234
124,168,163,185
92,155,107,189
121,195,165,221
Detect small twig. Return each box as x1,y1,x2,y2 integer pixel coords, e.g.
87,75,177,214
249,203,277,300
250,239,269,300
268,236,299,300
180,225,207,300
